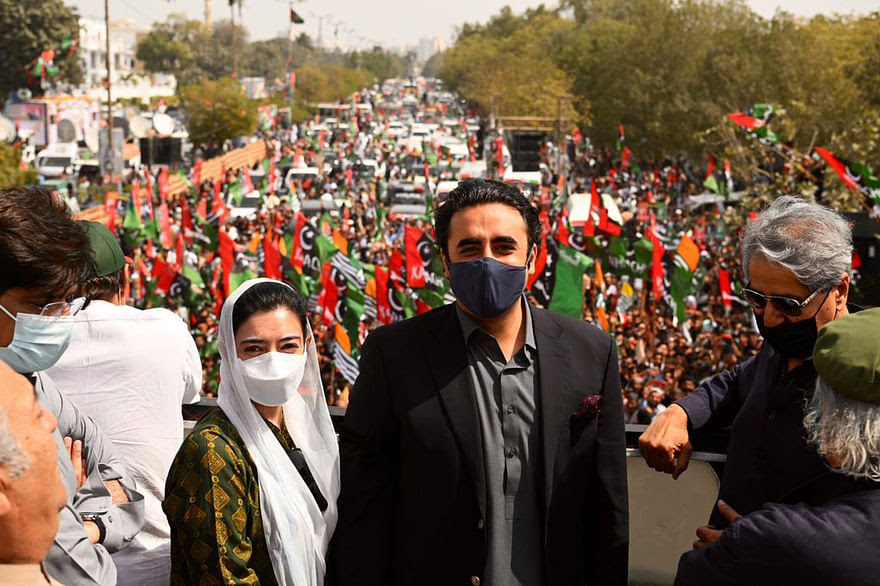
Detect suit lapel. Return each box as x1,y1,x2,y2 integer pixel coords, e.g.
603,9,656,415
533,308,580,513
425,305,487,517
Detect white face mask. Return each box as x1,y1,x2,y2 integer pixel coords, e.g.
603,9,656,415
238,351,307,407
0,309,75,374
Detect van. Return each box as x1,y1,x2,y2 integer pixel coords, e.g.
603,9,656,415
35,143,79,178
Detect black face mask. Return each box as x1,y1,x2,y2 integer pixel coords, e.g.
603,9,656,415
754,290,830,360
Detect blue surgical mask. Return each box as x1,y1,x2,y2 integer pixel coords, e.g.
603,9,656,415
448,257,527,319
0,305,75,373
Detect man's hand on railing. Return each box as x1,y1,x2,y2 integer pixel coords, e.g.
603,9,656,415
638,404,692,479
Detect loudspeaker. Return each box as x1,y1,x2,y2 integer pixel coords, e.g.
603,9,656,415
139,137,183,166
509,131,543,172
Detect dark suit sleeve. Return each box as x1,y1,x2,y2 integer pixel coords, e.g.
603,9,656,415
585,337,629,585
674,523,744,586
675,354,754,431
331,331,397,586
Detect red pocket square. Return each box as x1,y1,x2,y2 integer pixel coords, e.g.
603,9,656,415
572,394,604,420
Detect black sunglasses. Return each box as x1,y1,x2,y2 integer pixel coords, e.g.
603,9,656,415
741,285,826,317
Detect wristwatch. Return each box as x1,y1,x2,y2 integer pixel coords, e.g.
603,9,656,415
81,514,107,544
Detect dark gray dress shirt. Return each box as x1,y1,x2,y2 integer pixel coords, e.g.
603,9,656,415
456,300,545,586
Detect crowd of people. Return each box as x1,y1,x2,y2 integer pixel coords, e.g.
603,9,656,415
84,78,774,423
3,75,879,586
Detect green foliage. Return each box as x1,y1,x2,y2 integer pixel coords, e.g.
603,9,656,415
347,48,407,83
0,143,37,189
0,0,82,99
443,1,880,169
439,5,579,122
179,77,258,151
294,64,372,104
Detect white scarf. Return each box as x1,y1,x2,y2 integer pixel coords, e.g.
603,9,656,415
216,278,340,585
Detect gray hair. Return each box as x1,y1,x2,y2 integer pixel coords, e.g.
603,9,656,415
804,378,880,482
742,196,852,291
0,407,31,481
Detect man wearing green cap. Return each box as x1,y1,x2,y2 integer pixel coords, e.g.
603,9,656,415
47,221,202,586
675,308,880,586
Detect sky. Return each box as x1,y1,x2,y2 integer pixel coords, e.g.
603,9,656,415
69,0,878,50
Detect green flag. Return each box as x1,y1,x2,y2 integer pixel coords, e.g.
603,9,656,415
548,245,594,318
229,268,257,294
122,205,142,231
285,269,313,297
668,258,695,323
703,175,720,194
180,264,205,289
315,233,339,265
228,179,243,205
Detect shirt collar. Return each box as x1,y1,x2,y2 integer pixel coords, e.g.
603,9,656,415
455,295,537,353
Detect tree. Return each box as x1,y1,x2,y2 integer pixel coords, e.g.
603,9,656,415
439,6,579,122
179,77,257,154
0,0,82,100
136,14,206,85
0,143,37,189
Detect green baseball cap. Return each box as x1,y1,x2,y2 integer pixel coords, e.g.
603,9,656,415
813,308,880,404
79,221,126,277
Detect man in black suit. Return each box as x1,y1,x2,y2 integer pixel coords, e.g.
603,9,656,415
331,179,628,586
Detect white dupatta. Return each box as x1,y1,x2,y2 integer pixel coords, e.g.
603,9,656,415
216,278,339,585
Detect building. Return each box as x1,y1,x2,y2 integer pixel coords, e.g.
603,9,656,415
416,36,445,63
79,18,139,87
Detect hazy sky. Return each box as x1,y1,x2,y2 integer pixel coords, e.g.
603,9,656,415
69,0,878,49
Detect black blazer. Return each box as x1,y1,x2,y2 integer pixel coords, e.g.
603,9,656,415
329,303,628,586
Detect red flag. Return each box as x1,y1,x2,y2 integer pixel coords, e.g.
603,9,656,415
405,225,426,288
151,256,179,295
145,173,155,219
597,207,621,236
219,229,236,297
621,147,632,171
389,248,405,289
264,235,282,280
727,112,763,130
318,262,338,327
174,232,184,269
815,147,860,192
718,268,733,308
181,197,194,244
375,266,392,325
158,168,170,202
650,234,666,300
212,180,229,224
852,250,862,270
131,181,142,217
242,167,254,193
103,191,118,231
157,202,173,249
195,197,207,220
416,299,432,315
705,154,716,181
528,239,546,290
291,212,307,269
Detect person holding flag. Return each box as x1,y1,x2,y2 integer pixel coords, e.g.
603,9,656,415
164,279,339,586
333,179,627,586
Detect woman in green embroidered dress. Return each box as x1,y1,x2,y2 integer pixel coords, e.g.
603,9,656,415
164,279,339,585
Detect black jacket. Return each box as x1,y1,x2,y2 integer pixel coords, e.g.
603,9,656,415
675,485,880,586
329,303,628,586
676,342,869,528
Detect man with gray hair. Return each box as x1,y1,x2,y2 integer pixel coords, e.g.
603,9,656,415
640,196,862,539
674,308,880,585
0,361,68,585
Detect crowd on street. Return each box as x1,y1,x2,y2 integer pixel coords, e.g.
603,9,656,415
83,77,771,419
